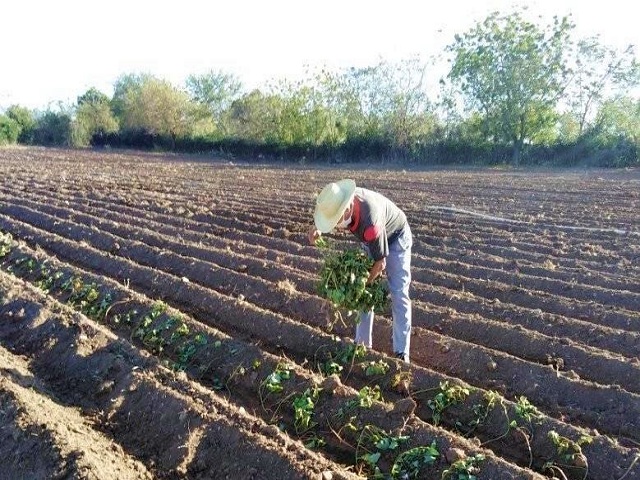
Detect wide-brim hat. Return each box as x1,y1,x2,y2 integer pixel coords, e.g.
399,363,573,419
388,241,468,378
314,179,356,233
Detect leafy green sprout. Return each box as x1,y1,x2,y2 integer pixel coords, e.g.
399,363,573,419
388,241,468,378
0,232,12,257
356,425,409,462
544,430,592,479
363,359,390,376
428,381,471,426
391,441,440,479
338,385,383,418
173,333,208,370
304,435,326,450
441,453,486,480
263,363,292,394
321,343,366,376
514,395,541,424
464,390,501,435
292,387,321,433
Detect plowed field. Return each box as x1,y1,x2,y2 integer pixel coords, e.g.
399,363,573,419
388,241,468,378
0,147,638,480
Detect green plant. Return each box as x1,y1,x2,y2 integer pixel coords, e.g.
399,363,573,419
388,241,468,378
133,301,167,339
321,342,366,376
391,441,440,479
173,333,208,370
292,387,320,433
480,394,536,468
338,385,383,418
428,381,470,426
543,430,592,480
263,363,292,394
514,396,541,423
317,247,389,318
363,359,390,376
464,390,501,435
336,343,367,364
304,435,326,449
442,453,485,480
0,232,12,257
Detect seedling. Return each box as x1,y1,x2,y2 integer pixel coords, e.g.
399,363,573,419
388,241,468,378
292,387,320,433
338,385,383,418
363,359,390,376
336,343,367,364
304,435,326,449
320,343,366,377
543,430,592,480
0,232,12,257
428,381,470,426
514,395,541,424
442,453,485,480
263,363,292,394
464,390,501,435
391,441,440,479
174,334,207,370
360,425,409,453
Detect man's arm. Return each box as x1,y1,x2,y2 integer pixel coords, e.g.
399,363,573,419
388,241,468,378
308,226,321,245
367,258,386,284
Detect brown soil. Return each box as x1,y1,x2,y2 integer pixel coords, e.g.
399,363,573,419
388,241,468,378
0,146,639,480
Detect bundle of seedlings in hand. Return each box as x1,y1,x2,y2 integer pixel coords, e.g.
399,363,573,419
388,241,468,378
316,240,389,319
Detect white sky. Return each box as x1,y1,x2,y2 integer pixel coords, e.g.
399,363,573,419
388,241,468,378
1,0,638,110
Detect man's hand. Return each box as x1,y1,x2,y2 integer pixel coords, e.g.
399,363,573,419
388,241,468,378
367,258,386,284
308,226,321,246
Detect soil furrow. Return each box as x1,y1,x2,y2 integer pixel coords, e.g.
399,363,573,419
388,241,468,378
2,214,640,447
1,237,636,480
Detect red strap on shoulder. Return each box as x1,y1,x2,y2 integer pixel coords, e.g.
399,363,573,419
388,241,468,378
363,225,381,242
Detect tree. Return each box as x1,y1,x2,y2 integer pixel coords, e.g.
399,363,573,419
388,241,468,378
567,39,640,135
226,89,283,143
72,88,118,146
0,115,21,145
186,70,243,136
32,109,72,146
5,105,36,144
595,96,640,145
111,73,155,122
447,9,573,164
119,77,199,148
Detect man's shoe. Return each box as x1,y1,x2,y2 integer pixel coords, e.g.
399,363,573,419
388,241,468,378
395,351,409,363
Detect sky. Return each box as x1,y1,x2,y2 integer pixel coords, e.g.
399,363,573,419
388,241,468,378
1,0,639,111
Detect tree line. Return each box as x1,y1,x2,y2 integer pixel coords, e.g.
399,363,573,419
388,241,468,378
1,9,639,167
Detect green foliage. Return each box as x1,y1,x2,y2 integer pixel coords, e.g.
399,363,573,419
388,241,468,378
32,110,72,146
547,430,592,465
391,441,440,479
72,88,118,147
514,395,541,423
447,8,573,164
0,114,21,145
568,40,640,136
595,97,640,148
263,363,292,394
5,105,36,144
0,232,12,257
186,70,243,137
292,387,320,433
442,453,485,480
428,381,470,426
362,359,390,376
317,248,389,318
119,76,200,144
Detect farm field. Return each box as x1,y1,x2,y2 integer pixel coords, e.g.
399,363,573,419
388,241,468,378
0,146,639,480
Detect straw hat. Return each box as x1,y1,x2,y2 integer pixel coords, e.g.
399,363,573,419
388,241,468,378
314,179,356,233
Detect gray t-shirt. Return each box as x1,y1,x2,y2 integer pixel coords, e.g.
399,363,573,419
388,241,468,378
349,187,407,261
